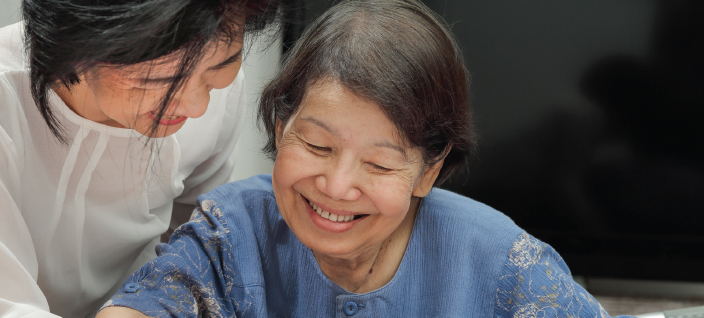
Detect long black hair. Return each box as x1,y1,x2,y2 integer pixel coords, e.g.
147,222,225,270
23,0,288,142
259,0,475,185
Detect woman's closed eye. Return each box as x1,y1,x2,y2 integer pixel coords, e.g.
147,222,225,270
131,74,187,90
135,79,173,90
302,139,393,172
368,162,392,172
306,142,331,154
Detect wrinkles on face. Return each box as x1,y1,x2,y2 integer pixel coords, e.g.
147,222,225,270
283,123,421,204
270,79,448,292
272,80,433,264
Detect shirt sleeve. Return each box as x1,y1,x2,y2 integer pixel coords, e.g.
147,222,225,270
0,123,59,317
100,199,262,318
494,232,637,318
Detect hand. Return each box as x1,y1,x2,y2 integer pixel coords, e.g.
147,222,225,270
96,306,152,318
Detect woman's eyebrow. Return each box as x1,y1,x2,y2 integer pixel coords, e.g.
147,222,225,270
207,50,242,70
302,116,337,134
131,51,242,84
301,116,409,159
374,140,409,159
135,75,183,85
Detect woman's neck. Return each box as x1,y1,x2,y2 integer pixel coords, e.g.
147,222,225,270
313,198,420,294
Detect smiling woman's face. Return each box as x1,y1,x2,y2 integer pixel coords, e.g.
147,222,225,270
72,37,244,137
272,80,441,261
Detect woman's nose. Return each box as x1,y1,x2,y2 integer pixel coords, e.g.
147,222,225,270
177,80,211,118
316,167,362,201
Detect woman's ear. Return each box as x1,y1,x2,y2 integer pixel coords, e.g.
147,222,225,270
412,146,451,197
412,158,445,198
275,118,281,148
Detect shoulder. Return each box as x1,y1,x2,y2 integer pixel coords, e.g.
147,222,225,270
420,188,524,244
0,72,30,173
184,175,280,286
201,174,275,205
0,22,26,73
0,22,33,157
159,175,277,287
0,22,30,116
403,189,527,314
196,174,279,238
414,188,525,284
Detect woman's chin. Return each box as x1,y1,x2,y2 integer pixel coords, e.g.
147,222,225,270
133,120,186,138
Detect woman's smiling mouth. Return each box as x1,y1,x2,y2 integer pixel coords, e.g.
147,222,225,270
147,111,188,126
302,195,368,232
308,200,365,222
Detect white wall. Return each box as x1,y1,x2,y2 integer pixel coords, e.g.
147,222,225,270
230,32,279,181
0,0,22,27
0,0,277,180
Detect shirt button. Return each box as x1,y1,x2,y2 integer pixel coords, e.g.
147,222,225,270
124,283,141,293
343,301,359,316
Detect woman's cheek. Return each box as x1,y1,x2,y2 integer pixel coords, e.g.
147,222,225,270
372,176,415,214
275,143,319,179
134,90,167,111
210,64,240,89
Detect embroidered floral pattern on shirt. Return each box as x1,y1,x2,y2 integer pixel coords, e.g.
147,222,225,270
508,233,544,270
495,232,612,318
101,202,256,318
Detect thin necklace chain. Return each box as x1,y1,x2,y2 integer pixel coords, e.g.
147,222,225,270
349,236,391,293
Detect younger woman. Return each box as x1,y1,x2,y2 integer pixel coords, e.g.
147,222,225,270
0,0,287,316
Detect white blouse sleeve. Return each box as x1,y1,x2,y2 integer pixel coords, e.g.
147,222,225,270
0,121,59,317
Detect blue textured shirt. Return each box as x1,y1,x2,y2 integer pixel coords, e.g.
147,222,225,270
103,174,634,317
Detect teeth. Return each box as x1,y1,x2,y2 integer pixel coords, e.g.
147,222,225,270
309,200,356,223
153,113,182,120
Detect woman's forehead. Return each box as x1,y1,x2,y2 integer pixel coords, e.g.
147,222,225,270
291,83,418,161
103,38,243,78
296,81,384,126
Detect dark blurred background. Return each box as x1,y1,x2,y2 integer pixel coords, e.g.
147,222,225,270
285,0,704,283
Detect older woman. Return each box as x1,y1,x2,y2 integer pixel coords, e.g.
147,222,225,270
98,0,634,317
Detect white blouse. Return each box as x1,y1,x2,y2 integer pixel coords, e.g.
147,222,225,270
0,22,246,317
